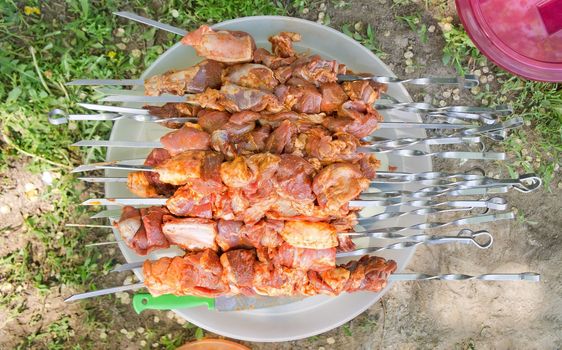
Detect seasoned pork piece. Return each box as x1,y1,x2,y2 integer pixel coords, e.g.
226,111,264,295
303,128,360,163
144,103,201,129
197,110,230,133
272,243,336,272
291,55,344,86
160,123,211,155
264,120,296,154
155,151,208,185
274,154,316,202
181,25,256,63
116,206,142,245
219,83,284,113
223,63,278,91
279,221,338,249
140,207,170,252
269,32,301,58
312,162,370,212
253,48,298,69
144,60,223,95
323,100,383,138
220,249,256,295
128,172,159,198
144,249,229,297
342,80,386,105
128,148,177,198
162,216,218,251
319,82,349,112
274,85,322,114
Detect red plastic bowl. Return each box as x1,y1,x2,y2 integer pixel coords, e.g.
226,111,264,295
456,0,562,82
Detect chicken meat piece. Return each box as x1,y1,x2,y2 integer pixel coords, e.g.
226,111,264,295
220,156,255,188
222,63,278,91
160,123,211,155
359,154,381,180
319,82,349,112
181,25,256,63
279,221,338,249
312,163,370,212
144,60,223,96
269,32,301,58
220,249,257,295
144,249,229,297
162,216,218,251
253,48,298,69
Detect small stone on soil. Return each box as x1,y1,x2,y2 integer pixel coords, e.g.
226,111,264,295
327,337,335,344
120,328,128,335
0,205,10,214
428,25,436,33
154,316,160,323
167,311,175,319
443,90,451,98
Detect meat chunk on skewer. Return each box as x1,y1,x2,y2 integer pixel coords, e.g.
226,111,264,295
144,249,229,297
142,248,397,297
162,216,218,251
269,32,301,58
313,162,370,212
222,63,278,91
181,25,256,63
279,221,338,249
160,123,211,155
128,148,177,198
144,60,223,96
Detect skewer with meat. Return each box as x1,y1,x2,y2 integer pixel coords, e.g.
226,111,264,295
115,205,356,272
181,25,256,63
124,150,373,223
143,248,397,297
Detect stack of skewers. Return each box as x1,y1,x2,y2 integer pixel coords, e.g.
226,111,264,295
54,12,541,311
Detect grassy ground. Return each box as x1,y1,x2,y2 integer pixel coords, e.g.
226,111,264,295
0,0,560,349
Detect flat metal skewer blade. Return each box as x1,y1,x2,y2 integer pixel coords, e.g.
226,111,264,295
113,261,144,272
113,11,188,36
82,198,168,206
389,272,540,282
66,79,144,86
91,209,123,219
64,282,145,302
79,177,128,183
73,140,162,148
72,162,151,173
100,95,189,103
377,122,474,130
78,103,150,115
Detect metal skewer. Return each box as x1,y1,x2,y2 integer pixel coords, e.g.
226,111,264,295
64,272,539,302
355,211,514,230
67,11,479,90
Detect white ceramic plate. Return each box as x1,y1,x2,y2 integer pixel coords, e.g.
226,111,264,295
105,16,431,342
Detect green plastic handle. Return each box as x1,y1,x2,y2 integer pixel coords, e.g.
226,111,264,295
133,293,215,314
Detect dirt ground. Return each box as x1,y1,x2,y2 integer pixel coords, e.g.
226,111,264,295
1,0,561,349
